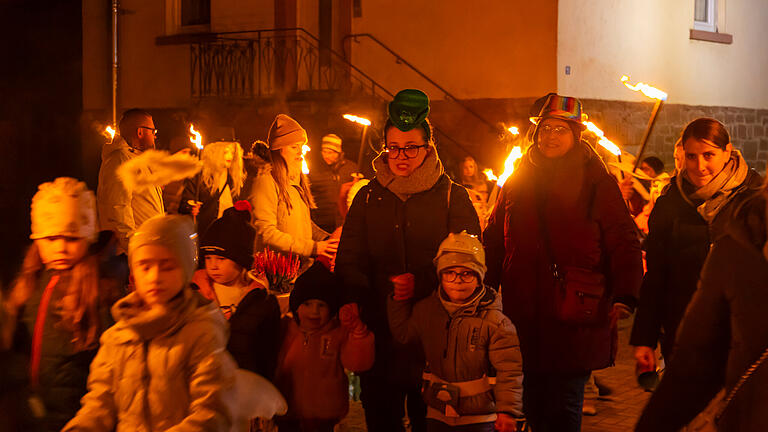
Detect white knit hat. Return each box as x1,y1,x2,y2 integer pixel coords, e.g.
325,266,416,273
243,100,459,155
128,215,199,285
30,177,97,243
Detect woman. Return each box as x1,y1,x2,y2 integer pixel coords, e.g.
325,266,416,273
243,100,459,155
635,182,768,432
483,94,643,432
249,114,337,270
630,118,762,376
458,155,494,228
1,178,126,431
336,89,480,432
180,140,246,237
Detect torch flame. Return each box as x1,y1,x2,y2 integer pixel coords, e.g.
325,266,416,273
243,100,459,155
497,146,523,188
583,121,622,157
301,144,311,175
104,125,116,140
483,169,498,182
620,75,668,101
508,126,519,135
189,124,203,150
343,114,372,126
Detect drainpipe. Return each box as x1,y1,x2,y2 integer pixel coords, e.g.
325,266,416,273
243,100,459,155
111,0,119,126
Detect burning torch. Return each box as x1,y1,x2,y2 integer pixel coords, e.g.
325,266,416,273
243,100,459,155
301,144,311,175
621,75,667,173
343,114,372,168
486,126,524,212
188,124,203,223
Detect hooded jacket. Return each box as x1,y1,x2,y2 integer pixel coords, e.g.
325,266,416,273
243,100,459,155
388,287,523,426
484,142,643,373
635,190,768,432
62,289,237,432
97,136,164,254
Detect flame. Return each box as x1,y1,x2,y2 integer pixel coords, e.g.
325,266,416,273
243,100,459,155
343,114,372,126
301,144,311,175
189,124,203,150
508,126,519,135
621,75,668,101
483,169,498,182
583,121,622,157
497,146,523,188
103,125,116,140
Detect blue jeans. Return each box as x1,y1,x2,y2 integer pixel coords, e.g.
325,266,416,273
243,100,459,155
523,371,591,432
426,419,495,432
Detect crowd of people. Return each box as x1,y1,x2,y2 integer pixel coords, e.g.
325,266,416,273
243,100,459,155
0,88,766,432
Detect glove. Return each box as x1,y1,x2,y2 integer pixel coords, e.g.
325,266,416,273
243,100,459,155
339,303,367,336
494,413,518,432
390,273,415,301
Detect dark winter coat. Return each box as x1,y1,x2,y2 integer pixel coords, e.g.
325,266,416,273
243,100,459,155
179,172,239,238
635,190,768,432
388,287,523,424
309,157,358,232
337,173,481,336
484,143,643,373
11,232,127,432
191,270,281,380
630,171,762,359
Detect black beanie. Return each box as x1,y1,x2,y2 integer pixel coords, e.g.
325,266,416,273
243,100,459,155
289,262,342,316
200,201,255,269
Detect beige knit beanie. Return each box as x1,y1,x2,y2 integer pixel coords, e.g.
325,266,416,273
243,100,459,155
128,215,198,285
267,114,307,150
30,177,97,243
321,134,342,153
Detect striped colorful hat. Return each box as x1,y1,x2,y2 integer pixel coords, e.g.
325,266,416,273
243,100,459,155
530,94,586,130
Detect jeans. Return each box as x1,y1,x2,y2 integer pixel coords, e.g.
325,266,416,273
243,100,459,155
426,419,496,432
522,371,591,432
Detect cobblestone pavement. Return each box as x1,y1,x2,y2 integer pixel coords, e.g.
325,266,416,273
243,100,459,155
337,318,651,432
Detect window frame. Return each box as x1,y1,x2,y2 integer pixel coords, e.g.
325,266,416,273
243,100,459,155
693,0,717,32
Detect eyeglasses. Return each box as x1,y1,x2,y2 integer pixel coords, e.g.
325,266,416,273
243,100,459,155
539,125,570,136
138,126,158,136
385,144,428,159
441,269,477,283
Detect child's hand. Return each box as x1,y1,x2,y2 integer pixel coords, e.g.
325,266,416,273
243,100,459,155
495,413,518,432
339,303,366,335
390,273,415,301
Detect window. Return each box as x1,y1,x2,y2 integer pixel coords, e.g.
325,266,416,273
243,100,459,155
181,0,210,27
694,0,716,32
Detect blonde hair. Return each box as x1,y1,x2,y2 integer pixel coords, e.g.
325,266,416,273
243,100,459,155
270,149,316,213
201,141,245,196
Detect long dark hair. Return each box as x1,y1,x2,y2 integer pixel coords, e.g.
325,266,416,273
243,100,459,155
269,149,316,212
681,118,730,150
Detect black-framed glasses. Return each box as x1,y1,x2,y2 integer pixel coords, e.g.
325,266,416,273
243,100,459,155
385,144,428,159
539,125,570,136
138,126,158,136
441,269,477,283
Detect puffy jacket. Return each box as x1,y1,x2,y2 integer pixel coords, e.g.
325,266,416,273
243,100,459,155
63,289,237,432
630,171,762,359
309,157,358,232
96,136,164,254
191,269,281,380
274,316,374,421
179,173,240,239
635,190,768,432
484,143,643,373
388,287,523,425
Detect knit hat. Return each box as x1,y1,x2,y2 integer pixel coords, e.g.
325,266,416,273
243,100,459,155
321,134,343,153
200,201,255,269
433,231,487,281
289,262,342,317
30,177,97,243
388,89,431,133
128,215,199,285
267,114,307,150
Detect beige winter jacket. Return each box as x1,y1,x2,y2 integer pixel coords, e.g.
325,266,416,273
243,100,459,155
249,170,326,258
63,289,237,432
388,287,524,426
97,136,164,254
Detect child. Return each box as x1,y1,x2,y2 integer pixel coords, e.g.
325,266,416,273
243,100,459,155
1,177,126,432
63,215,237,431
388,231,524,432
274,262,374,432
192,200,281,380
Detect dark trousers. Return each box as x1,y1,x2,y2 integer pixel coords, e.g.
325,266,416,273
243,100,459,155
522,371,591,432
426,419,495,431
274,417,337,432
359,353,427,432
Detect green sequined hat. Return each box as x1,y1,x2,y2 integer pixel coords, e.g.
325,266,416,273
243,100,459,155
388,89,431,132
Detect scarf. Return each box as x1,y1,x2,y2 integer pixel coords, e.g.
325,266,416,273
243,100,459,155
439,285,486,316
111,288,198,341
372,145,444,201
526,141,592,209
677,150,749,222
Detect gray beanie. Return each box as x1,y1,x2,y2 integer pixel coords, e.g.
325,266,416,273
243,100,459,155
128,215,199,285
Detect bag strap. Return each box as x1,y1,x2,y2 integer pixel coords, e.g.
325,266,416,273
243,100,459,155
716,346,768,420
534,179,561,280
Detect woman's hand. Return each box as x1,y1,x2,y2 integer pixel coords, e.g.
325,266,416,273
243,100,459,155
186,200,202,217
316,238,339,260
618,177,635,201
390,273,415,301
634,345,657,374
494,413,518,432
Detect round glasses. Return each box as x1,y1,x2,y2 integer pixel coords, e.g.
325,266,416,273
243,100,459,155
539,125,570,136
441,269,477,283
385,144,428,159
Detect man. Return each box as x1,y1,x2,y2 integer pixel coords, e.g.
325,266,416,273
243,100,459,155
97,109,164,254
309,134,359,232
